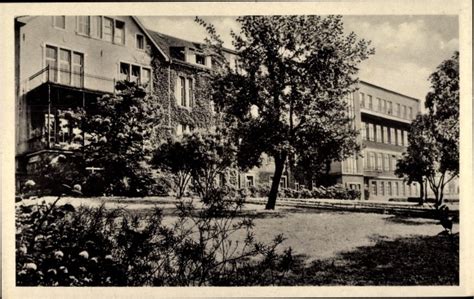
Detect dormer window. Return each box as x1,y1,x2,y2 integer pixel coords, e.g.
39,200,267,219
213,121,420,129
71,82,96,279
195,54,206,65
170,47,185,61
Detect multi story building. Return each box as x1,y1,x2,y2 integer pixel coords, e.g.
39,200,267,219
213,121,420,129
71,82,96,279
15,16,430,201
14,16,166,185
330,81,421,200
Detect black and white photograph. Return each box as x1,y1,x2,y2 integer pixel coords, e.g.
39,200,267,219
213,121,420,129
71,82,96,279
1,0,472,297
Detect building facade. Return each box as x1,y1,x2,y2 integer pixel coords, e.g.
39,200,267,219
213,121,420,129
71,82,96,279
330,81,422,200
15,16,165,185
16,16,440,201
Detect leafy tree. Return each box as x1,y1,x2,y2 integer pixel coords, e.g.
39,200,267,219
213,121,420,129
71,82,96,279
395,115,432,205
81,81,160,196
198,16,374,209
152,131,237,200
152,137,195,198
396,51,459,207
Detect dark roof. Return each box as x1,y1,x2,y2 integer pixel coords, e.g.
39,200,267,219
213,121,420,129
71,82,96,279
146,29,205,57
146,29,238,58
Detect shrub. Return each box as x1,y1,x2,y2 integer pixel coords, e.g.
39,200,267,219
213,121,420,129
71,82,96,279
16,184,293,286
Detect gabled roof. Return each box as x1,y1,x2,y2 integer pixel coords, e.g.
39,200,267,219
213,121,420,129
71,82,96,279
146,29,205,58
131,17,170,62
146,28,239,61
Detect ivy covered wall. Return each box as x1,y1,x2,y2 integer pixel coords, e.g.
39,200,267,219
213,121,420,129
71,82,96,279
150,50,215,141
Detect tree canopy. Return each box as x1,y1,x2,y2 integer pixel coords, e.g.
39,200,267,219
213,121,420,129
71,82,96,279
396,51,459,207
199,15,374,209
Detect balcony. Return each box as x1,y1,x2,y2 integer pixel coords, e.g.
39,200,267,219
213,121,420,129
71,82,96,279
22,66,117,96
360,107,413,124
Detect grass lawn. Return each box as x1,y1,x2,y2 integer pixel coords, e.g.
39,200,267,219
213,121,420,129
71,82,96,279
19,196,459,285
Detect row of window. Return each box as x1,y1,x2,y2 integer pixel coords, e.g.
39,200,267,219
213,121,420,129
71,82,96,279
53,16,146,50
370,180,418,197
45,45,84,87
46,44,152,90
362,121,409,146
359,92,414,120
364,151,400,172
119,62,151,90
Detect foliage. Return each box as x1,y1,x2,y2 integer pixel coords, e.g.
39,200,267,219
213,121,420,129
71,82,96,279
396,52,459,208
198,15,374,209
16,184,293,286
152,131,237,199
81,81,160,196
280,184,360,200
246,184,360,200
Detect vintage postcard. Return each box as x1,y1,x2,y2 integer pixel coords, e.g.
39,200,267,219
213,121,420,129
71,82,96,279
1,0,472,298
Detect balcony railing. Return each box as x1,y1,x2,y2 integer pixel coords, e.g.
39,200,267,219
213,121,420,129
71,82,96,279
23,66,117,95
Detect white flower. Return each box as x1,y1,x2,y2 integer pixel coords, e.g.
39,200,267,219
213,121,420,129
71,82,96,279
54,250,64,259
78,250,89,259
24,263,37,271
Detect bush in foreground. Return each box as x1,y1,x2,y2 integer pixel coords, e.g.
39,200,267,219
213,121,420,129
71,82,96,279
16,188,293,286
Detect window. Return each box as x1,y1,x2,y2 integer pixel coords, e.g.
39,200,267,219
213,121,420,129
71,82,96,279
77,16,90,35
395,182,399,196
195,54,206,65
363,152,368,169
361,122,367,140
187,78,194,107
377,98,382,112
371,181,377,195
382,126,388,144
368,123,374,141
91,16,102,39
120,62,151,88
180,77,186,106
46,45,84,87
395,103,400,117
391,155,397,171
103,17,113,42
45,45,58,82
409,107,413,119
246,175,255,187
72,52,84,87
379,181,384,195
120,62,130,81
136,34,145,50
59,49,71,85
369,152,376,170
114,20,125,45
408,184,412,196
368,95,373,110
387,182,392,196
390,128,396,145
53,16,66,29
142,68,151,90
388,101,393,115
402,105,407,119
397,129,403,146
402,184,406,196
176,124,183,136
360,92,365,108
382,99,387,114
375,125,382,143
384,154,389,171
377,153,383,170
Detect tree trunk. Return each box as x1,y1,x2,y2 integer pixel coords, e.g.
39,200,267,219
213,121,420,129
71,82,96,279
266,154,286,210
418,179,424,205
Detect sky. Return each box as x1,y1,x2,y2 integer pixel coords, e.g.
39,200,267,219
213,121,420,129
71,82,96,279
140,15,459,101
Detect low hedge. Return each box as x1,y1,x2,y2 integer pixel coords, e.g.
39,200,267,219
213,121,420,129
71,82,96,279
246,184,361,200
